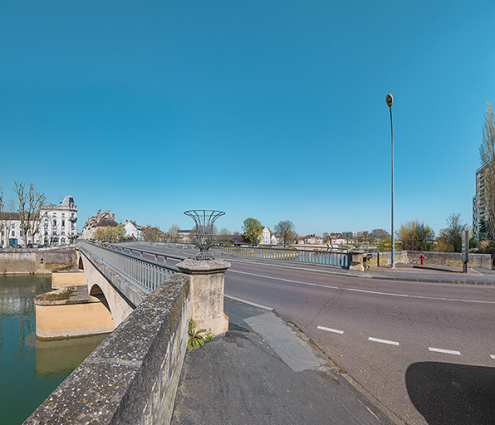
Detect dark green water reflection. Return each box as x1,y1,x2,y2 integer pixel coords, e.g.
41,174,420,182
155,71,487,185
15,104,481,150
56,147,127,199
0,275,107,425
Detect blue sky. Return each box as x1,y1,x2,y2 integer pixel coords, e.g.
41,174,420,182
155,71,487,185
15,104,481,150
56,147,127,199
1,0,494,236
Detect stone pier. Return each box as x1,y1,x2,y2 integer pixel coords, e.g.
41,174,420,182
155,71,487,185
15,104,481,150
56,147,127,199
177,258,230,337
34,286,115,339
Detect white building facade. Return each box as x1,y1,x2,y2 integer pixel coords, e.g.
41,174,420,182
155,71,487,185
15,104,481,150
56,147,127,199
124,221,143,240
261,227,271,245
0,195,77,248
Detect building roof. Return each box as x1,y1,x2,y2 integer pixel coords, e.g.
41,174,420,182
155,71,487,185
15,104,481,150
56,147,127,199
97,217,119,228
0,212,21,220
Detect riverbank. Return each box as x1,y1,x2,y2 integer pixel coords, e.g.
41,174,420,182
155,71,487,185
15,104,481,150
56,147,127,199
0,246,78,274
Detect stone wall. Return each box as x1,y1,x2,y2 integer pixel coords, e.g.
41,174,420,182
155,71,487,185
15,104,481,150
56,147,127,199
406,251,491,269
0,247,77,274
369,250,492,269
369,251,408,267
24,273,191,425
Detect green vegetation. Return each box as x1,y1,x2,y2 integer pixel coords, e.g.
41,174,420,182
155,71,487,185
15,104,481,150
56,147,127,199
94,224,126,243
187,320,207,351
396,221,435,251
242,217,263,244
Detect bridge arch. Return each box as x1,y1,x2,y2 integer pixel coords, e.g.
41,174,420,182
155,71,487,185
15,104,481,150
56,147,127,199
81,254,134,326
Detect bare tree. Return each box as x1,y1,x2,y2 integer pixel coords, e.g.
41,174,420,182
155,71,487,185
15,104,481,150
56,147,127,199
274,220,296,246
436,213,465,252
480,102,495,239
168,224,182,242
1,199,16,248
13,182,46,247
370,229,390,243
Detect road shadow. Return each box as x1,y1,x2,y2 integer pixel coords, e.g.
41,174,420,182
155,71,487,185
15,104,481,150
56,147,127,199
406,361,495,424
410,265,458,273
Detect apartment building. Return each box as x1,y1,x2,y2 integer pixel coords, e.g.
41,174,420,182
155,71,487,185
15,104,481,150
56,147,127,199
473,163,488,240
0,195,77,247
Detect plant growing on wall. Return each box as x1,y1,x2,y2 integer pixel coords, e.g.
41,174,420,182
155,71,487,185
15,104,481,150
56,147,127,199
187,321,207,351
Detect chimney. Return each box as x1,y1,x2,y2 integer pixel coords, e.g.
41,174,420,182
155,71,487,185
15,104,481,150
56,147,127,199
112,214,115,220
126,220,128,223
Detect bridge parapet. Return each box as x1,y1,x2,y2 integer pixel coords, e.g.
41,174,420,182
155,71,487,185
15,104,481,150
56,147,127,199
24,273,191,425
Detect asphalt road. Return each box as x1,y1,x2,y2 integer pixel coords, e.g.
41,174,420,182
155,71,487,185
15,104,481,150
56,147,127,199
139,247,495,424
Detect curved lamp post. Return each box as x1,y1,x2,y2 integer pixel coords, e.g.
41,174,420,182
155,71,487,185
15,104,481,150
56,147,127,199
386,93,395,269
184,210,225,260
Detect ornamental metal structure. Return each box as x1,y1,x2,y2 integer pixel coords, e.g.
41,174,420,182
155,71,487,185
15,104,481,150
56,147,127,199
184,210,225,260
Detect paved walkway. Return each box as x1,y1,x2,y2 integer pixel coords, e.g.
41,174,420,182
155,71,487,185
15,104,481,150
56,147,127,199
171,298,402,425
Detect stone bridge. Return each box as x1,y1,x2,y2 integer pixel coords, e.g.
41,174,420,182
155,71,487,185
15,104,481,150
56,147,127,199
25,241,230,425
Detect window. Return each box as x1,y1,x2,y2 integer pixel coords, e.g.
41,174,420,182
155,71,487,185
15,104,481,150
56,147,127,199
11,231,15,237
62,220,65,227
11,224,15,229
62,213,65,218
53,220,57,226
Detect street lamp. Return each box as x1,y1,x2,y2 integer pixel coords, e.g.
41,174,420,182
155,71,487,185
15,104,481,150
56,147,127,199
386,93,395,269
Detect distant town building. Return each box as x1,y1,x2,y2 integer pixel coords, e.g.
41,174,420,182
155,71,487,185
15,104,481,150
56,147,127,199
179,229,192,243
473,163,488,239
0,195,77,248
82,210,118,240
298,234,323,245
261,227,271,245
124,220,143,240
342,231,357,239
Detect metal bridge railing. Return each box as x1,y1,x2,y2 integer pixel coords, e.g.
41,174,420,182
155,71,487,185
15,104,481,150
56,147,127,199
210,245,349,268
79,240,180,293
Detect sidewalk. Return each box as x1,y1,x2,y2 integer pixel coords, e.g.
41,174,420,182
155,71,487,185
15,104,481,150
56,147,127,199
365,263,495,285
171,298,402,425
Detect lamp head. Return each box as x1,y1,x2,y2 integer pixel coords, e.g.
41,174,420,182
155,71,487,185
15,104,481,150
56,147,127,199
386,93,393,107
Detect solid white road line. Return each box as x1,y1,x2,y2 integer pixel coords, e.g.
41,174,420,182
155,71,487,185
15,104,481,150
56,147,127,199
224,294,273,310
228,269,495,305
428,347,461,355
368,337,399,346
317,326,344,334
490,354,495,359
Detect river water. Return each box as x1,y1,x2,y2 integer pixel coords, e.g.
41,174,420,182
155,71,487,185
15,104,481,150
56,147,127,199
0,275,107,424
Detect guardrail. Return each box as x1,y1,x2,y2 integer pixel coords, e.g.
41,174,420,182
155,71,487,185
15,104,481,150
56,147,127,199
108,243,186,262
211,245,349,268
78,240,180,293
118,241,350,269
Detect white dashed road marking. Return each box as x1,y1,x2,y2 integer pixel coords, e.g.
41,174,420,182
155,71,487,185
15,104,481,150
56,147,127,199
490,354,495,359
428,347,461,355
317,326,344,334
368,337,399,346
